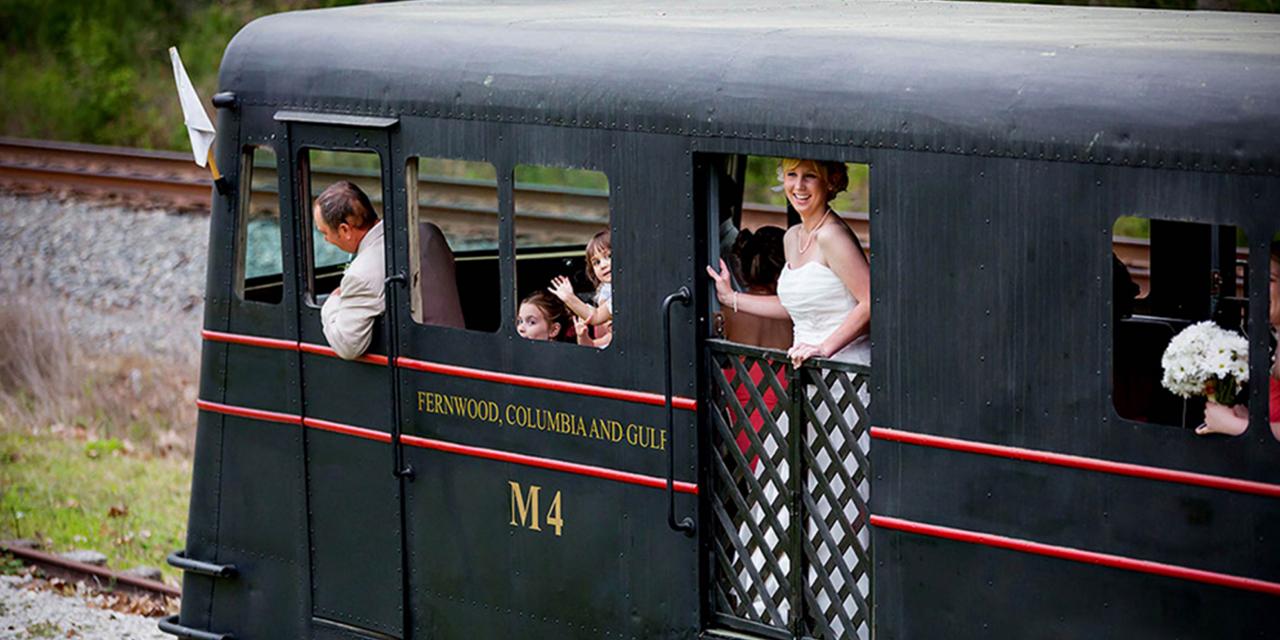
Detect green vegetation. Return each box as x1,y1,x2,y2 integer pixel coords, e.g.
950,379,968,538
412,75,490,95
744,157,871,214
0,0,366,150
24,621,61,639
0,431,191,582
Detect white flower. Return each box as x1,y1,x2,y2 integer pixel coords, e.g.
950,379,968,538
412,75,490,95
1160,321,1250,399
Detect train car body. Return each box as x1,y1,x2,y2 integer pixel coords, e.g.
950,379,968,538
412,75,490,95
163,2,1280,639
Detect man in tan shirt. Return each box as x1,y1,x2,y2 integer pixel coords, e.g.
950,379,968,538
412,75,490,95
314,181,384,360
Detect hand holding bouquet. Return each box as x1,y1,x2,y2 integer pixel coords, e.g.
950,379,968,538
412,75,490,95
1160,321,1250,435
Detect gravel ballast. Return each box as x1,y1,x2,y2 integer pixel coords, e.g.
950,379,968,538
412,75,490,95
0,575,168,639
0,194,209,362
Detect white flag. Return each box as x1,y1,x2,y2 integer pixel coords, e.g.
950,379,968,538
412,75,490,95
169,46,216,168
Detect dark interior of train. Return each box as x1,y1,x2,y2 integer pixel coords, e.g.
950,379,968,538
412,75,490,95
1112,217,1249,428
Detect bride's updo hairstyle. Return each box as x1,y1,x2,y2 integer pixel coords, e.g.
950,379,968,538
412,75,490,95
779,158,849,199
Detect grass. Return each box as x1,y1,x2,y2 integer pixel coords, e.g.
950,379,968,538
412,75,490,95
0,298,196,583
0,430,191,583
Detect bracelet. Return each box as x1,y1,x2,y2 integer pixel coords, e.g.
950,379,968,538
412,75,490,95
732,291,738,313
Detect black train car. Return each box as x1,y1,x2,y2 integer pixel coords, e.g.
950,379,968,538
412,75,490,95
161,2,1280,639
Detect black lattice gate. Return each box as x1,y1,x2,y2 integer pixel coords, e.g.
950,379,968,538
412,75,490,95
707,340,872,640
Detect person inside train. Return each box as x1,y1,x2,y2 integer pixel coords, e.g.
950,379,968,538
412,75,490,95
719,225,792,471
516,290,571,342
707,158,870,367
550,229,613,348
1192,241,1280,440
722,225,792,350
314,180,384,360
1268,239,1280,442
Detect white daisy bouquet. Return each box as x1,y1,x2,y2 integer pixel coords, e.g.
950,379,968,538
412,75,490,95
1160,321,1250,405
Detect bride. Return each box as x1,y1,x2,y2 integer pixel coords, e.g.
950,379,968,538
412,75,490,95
707,158,872,636
707,158,870,366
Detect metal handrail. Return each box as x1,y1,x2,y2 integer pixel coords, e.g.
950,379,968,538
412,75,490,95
166,550,236,579
663,286,696,537
158,615,234,640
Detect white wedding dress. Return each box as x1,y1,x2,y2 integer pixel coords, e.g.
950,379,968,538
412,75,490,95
777,260,871,640
776,261,871,366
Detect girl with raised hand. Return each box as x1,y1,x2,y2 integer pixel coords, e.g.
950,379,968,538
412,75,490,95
550,229,614,348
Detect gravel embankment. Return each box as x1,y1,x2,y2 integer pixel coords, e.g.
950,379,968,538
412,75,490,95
0,194,205,633
0,194,209,362
0,575,167,639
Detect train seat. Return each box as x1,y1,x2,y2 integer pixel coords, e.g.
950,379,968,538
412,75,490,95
416,221,465,329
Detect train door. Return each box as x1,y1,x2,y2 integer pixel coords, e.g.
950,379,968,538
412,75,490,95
696,153,874,640
280,114,406,640
388,125,701,639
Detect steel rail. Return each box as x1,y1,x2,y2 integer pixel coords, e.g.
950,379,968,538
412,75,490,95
0,542,182,598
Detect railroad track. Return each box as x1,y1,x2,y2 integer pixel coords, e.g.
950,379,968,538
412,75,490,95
0,542,180,599
1,136,1169,288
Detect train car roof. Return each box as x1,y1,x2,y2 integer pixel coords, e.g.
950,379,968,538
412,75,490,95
220,0,1280,175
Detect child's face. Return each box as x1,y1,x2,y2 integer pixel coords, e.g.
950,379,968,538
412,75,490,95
591,248,612,284
516,302,559,341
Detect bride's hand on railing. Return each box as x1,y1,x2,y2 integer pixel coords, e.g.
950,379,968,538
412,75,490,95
705,259,733,306
788,342,825,367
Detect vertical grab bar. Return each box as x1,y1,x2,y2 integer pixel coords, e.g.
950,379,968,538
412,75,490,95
663,287,696,537
384,272,414,480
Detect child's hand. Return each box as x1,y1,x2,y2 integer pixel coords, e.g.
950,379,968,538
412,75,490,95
549,276,575,302
574,316,592,346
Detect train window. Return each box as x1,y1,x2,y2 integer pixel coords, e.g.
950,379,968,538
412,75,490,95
237,145,283,304
302,149,383,304
1112,215,1252,433
513,164,611,348
405,157,499,332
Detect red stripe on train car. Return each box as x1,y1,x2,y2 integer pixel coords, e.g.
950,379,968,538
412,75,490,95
194,399,697,494
195,399,302,426
298,342,390,366
871,514,1280,597
201,329,299,351
199,330,695,411
399,433,699,495
396,356,699,411
302,416,393,443
870,427,1280,499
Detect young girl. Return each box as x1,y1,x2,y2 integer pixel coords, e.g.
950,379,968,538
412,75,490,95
515,291,571,342
550,229,613,348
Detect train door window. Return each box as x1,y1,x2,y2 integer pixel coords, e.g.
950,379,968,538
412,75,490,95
405,157,499,332
237,145,283,304
1112,215,1253,433
302,149,383,304
512,164,611,348
717,156,871,351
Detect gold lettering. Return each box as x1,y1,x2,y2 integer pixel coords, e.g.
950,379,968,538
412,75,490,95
545,490,563,537
509,481,541,531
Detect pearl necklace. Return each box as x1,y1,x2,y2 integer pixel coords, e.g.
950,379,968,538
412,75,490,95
798,208,833,254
